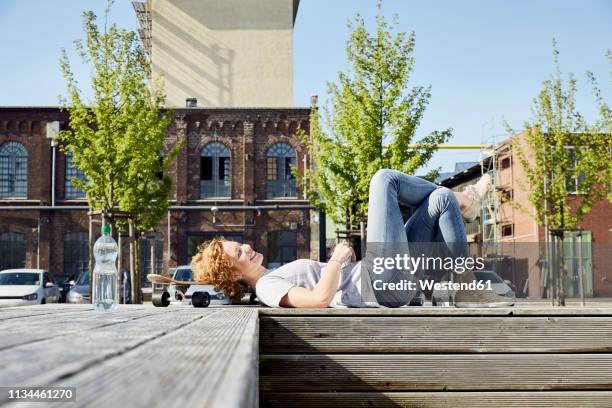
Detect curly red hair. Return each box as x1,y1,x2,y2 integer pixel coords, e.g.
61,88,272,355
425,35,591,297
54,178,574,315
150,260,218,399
190,238,246,300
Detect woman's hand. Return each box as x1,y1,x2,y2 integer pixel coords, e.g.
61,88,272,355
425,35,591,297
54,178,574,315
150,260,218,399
280,240,356,308
330,240,356,264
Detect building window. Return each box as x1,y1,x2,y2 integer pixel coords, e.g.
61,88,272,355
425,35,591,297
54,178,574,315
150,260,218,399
564,146,586,194
139,235,164,288
63,232,89,278
267,230,297,269
0,232,26,270
0,141,28,198
501,224,514,237
200,143,231,198
499,188,513,203
500,157,511,170
266,143,296,198
65,153,87,199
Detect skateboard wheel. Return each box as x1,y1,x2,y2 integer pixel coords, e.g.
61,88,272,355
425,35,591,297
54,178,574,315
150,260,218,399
152,291,171,307
192,291,210,308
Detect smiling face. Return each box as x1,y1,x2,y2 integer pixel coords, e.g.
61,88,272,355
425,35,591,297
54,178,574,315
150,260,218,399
221,241,263,277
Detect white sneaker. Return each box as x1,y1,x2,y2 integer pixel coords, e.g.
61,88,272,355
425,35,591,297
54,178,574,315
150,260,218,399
461,174,492,222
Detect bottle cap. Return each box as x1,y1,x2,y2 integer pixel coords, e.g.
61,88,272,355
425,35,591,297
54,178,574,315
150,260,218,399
101,225,111,234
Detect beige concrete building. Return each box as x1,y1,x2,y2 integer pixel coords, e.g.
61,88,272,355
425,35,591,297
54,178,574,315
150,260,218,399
145,0,299,108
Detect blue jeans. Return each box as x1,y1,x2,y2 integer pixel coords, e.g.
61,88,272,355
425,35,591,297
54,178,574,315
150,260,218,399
366,169,467,247
364,169,467,307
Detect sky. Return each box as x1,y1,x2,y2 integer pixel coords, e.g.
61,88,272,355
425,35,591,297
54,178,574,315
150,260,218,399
0,0,610,173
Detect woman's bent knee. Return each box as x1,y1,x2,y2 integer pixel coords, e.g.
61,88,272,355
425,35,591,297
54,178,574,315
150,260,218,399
370,169,396,189
429,187,456,207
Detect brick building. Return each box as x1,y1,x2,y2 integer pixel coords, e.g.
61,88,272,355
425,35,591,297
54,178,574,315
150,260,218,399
441,132,612,298
0,106,316,285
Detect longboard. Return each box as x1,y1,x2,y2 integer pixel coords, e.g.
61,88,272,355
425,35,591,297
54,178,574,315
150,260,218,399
147,274,212,308
147,273,209,286
147,274,257,308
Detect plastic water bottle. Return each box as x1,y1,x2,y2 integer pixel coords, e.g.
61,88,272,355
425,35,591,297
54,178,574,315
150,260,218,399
93,225,118,312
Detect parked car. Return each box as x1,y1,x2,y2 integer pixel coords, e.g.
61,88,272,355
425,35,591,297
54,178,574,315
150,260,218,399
166,266,231,306
160,266,257,306
432,270,516,306
56,275,77,303
66,271,90,304
0,269,61,307
408,290,425,306
68,269,152,304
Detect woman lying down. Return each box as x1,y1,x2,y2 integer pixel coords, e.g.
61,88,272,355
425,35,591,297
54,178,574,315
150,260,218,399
191,169,513,308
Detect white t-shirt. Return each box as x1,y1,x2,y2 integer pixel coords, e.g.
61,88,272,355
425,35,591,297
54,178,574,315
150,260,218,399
255,259,374,308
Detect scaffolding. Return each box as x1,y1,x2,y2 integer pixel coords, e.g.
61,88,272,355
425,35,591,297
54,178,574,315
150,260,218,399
132,1,152,56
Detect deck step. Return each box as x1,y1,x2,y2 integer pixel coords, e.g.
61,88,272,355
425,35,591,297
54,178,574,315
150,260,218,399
260,353,612,391
261,391,612,408
259,312,612,406
260,316,612,353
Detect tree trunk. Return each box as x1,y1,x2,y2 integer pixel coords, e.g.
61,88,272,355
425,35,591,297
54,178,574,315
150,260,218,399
360,215,366,260
118,232,124,304
129,219,138,304
88,214,94,302
558,232,566,307
135,235,141,304
151,234,156,276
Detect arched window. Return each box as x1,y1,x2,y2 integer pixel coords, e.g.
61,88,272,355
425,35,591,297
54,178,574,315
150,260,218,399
0,232,26,270
65,153,87,199
266,143,296,198
0,142,27,198
200,142,231,198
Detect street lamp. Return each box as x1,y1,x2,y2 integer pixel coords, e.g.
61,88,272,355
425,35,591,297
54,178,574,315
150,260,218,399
46,121,60,207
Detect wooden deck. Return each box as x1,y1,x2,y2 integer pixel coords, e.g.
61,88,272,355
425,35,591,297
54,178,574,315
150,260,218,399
260,306,612,407
0,304,259,408
1,304,612,407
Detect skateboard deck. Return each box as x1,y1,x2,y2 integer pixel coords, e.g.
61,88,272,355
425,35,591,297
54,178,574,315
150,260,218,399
147,274,209,286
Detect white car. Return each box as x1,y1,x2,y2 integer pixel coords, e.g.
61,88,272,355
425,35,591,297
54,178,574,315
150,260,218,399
169,266,231,306
0,269,61,307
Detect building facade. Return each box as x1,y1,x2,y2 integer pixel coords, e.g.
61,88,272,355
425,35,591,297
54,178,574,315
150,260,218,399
141,0,299,108
441,133,612,298
0,107,315,286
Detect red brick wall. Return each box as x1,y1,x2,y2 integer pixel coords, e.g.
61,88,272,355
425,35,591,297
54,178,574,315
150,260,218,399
0,107,313,277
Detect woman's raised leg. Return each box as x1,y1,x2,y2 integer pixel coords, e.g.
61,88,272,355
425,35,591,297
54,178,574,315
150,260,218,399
366,169,438,243
403,186,468,257
365,169,440,307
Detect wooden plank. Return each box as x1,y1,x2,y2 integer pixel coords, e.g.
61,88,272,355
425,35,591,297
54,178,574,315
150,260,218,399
0,308,169,351
0,308,90,321
0,306,208,391
261,391,612,408
38,308,260,408
260,354,612,391
258,306,612,316
260,316,612,353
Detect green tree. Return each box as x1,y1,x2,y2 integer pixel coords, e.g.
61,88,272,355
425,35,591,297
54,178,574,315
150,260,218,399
59,4,181,300
299,0,451,231
513,42,612,305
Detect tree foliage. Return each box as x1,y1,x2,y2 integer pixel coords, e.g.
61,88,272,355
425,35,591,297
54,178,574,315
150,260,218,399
514,41,612,231
298,0,451,228
59,5,181,232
